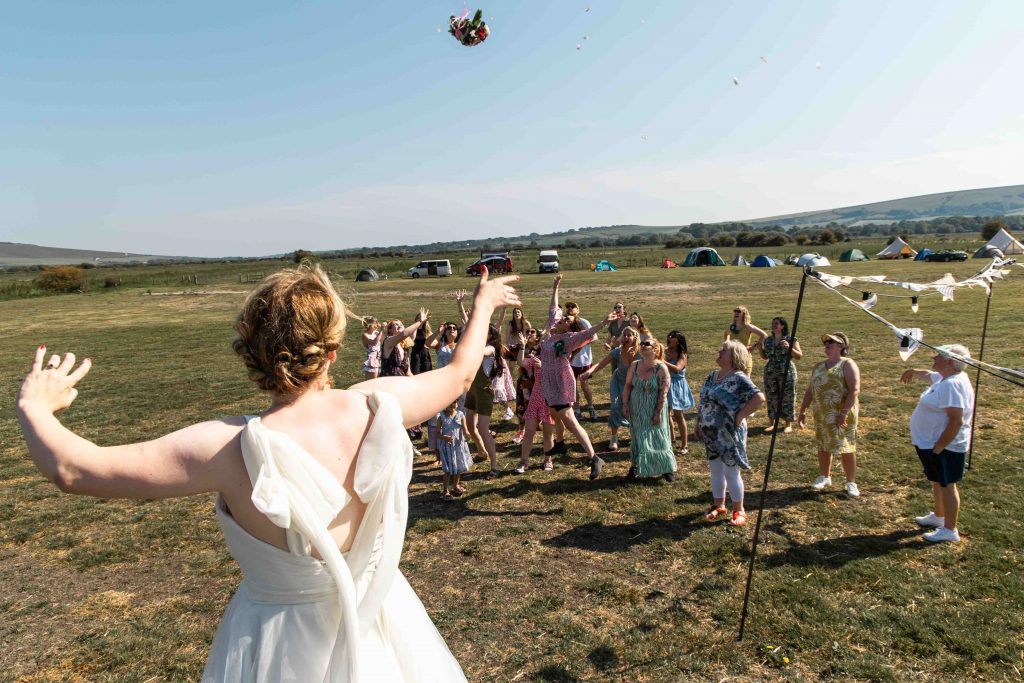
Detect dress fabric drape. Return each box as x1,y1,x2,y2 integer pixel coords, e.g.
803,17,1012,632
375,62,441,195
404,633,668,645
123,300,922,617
202,391,466,682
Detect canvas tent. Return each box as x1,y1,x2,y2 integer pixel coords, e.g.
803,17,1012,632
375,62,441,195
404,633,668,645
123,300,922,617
973,245,1004,259
751,255,777,268
732,255,751,266
661,258,678,268
839,249,869,262
982,228,1024,255
913,248,933,261
355,268,380,282
682,247,726,267
797,253,831,267
876,237,917,259
593,259,618,271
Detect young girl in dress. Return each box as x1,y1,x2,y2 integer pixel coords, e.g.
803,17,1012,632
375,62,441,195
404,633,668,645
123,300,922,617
361,316,382,380
664,330,695,454
437,400,473,500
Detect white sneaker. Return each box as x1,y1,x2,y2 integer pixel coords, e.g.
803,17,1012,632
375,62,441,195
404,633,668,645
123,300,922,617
915,512,945,528
811,475,832,491
845,482,860,498
923,527,960,543
609,437,619,451
503,406,515,421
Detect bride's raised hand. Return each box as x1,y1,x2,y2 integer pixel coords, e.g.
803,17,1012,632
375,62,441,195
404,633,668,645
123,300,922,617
18,346,92,415
473,266,521,312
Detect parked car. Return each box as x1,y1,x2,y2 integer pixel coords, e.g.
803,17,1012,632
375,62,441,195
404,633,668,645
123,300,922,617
466,254,513,275
408,259,453,278
924,250,968,262
537,250,560,273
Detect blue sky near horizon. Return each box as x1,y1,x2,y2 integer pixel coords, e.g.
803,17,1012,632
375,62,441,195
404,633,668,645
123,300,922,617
2,1,1023,257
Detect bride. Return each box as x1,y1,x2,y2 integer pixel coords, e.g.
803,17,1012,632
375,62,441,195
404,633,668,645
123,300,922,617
16,264,520,682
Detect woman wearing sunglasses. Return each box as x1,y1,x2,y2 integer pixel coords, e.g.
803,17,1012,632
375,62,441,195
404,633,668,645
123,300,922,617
621,339,677,481
798,332,861,498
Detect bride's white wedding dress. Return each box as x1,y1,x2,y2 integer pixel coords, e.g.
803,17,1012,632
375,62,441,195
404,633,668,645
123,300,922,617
202,391,466,682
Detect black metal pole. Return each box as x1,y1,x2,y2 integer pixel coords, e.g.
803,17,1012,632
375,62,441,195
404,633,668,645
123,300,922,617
967,281,993,471
737,266,810,642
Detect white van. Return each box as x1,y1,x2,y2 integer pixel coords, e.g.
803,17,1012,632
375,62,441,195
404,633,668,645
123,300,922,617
537,250,560,273
407,259,452,278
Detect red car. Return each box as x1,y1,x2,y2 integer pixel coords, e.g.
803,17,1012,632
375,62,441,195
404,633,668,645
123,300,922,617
466,255,513,275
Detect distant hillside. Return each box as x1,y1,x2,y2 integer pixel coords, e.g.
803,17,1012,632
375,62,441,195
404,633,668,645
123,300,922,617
746,184,1024,228
338,184,1024,255
0,242,176,267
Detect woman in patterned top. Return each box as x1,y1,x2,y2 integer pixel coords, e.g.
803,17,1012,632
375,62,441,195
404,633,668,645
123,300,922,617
799,332,861,498
541,275,621,479
758,316,803,433
695,340,766,527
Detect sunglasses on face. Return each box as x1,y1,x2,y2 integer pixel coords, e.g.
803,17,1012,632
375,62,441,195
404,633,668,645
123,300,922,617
824,340,838,346
640,341,655,348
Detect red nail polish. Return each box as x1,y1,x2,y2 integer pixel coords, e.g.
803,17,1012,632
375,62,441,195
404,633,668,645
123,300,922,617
39,344,45,349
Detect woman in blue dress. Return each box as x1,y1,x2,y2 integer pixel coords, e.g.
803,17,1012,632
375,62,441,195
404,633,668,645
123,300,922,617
664,330,695,454
581,326,639,451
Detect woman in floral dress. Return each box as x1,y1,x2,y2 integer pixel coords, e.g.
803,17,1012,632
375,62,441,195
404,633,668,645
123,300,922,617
759,317,803,433
798,332,861,498
695,340,766,527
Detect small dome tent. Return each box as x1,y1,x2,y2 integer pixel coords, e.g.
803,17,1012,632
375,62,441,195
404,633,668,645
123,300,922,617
682,247,726,267
797,253,831,267
751,255,777,268
876,237,917,260
731,255,751,266
913,248,933,261
355,268,380,282
593,259,618,271
839,249,869,262
973,245,1004,259
661,258,678,268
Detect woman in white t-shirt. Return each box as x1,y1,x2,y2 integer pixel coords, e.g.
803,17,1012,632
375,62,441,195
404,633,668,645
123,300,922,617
900,344,975,544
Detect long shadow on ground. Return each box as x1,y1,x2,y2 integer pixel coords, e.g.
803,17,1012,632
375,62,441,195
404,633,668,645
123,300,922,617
756,528,925,569
541,510,708,553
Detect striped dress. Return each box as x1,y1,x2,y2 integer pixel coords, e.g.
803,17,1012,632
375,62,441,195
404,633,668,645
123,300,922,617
627,361,677,477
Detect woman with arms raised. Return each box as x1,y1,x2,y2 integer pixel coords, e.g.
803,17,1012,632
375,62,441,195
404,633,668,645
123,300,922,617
16,264,520,682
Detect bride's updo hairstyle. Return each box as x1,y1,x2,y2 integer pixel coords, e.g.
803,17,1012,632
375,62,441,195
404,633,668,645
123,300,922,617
232,263,347,397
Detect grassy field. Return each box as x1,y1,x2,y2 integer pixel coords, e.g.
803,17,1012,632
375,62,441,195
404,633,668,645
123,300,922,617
2,256,1023,681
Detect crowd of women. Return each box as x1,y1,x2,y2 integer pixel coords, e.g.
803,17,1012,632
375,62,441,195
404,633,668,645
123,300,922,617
16,263,980,682
355,274,977,542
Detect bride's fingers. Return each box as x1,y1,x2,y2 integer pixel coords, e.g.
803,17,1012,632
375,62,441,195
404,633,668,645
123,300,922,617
32,345,46,372
57,352,76,375
67,358,93,385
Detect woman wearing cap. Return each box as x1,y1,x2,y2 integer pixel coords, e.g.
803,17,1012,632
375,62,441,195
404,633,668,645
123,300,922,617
621,339,676,481
900,344,975,543
798,332,861,498
694,340,766,526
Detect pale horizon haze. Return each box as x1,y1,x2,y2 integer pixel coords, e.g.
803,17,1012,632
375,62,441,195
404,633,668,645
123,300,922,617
3,1,1023,257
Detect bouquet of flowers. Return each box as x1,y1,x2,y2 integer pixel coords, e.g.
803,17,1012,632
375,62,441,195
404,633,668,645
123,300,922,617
449,9,489,47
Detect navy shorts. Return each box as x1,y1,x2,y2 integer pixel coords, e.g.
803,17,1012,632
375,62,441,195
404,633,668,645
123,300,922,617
915,446,966,487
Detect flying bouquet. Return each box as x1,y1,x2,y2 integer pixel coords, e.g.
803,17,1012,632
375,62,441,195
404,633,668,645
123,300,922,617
449,9,489,47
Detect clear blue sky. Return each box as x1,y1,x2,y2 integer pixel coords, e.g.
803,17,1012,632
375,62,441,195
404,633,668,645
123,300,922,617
3,1,1022,256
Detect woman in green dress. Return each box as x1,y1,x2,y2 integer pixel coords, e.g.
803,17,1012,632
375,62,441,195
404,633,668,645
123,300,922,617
798,332,861,498
622,339,677,481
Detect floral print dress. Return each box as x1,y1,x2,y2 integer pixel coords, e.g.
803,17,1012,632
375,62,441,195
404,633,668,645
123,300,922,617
697,370,761,469
809,358,858,453
762,336,797,422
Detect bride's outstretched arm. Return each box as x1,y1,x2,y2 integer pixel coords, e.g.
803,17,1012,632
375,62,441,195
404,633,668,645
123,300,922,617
17,347,238,498
353,268,520,427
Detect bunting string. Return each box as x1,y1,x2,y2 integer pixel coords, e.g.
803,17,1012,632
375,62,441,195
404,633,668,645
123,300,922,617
807,264,1024,390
